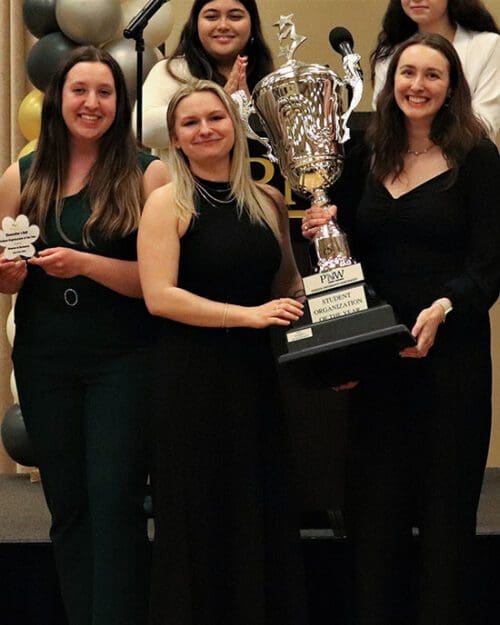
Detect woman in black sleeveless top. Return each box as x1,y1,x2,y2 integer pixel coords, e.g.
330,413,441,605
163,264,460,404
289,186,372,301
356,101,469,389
138,80,308,625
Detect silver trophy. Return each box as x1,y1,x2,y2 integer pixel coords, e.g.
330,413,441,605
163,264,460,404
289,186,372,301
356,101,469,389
235,15,363,273
236,15,414,383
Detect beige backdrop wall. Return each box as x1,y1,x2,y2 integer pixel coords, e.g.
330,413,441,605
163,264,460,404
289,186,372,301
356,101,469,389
0,0,499,470
165,0,500,465
0,2,35,472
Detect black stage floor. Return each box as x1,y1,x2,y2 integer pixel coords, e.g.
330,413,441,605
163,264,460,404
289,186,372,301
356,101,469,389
1,469,500,625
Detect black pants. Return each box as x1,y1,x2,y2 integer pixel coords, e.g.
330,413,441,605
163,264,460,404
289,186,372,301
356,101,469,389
344,340,491,625
13,343,152,625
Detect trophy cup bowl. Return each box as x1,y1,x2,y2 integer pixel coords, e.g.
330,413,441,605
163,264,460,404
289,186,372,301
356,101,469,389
242,18,415,386
252,59,355,271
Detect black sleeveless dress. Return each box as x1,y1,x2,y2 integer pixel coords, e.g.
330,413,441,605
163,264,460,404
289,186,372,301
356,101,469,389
149,181,307,625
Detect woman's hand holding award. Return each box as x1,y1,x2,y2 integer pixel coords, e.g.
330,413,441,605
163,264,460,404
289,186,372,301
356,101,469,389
239,16,414,385
0,215,40,260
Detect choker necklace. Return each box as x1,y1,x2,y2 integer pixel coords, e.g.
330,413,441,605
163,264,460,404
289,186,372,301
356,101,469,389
194,179,235,208
407,143,435,156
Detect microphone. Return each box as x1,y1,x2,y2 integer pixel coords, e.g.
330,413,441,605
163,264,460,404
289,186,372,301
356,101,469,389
329,26,363,78
123,0,170,39
329,26,355,58
328,26,364,121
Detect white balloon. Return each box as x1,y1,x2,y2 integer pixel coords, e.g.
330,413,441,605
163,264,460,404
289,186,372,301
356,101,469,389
118,0,174,48
103,38,162,102
10,371,19,405
6,308,15,347
56,0,122,46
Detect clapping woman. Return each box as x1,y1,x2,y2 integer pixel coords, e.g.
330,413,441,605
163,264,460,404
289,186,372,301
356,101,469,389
137,0,274,160
138,80,307,625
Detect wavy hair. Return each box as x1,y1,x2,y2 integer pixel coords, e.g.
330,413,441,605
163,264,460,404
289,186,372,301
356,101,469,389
166,80,279,238
368,33,487,183
370,0,499,79
166,0,274,90
21,46,143,246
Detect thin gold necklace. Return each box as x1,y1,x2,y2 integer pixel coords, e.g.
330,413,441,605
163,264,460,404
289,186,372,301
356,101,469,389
407,143,435,156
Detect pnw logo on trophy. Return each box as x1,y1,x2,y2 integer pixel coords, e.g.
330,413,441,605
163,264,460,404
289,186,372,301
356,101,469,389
237,15,413,382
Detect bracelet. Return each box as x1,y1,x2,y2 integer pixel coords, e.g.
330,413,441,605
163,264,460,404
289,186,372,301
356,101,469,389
221,302,229,328
432,297,453,324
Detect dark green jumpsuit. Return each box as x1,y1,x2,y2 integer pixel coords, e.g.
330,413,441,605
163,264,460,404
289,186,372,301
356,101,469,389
12,152,159,625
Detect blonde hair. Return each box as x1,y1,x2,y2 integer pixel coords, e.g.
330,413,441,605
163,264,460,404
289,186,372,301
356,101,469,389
166,80,279,239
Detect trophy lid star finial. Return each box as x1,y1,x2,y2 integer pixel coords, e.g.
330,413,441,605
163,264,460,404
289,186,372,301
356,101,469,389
274,13,307,61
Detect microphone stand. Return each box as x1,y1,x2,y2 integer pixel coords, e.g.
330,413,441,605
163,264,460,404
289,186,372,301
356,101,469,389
123,0,169,147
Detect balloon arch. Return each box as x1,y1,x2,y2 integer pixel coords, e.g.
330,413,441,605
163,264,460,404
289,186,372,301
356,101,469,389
2,0,174,467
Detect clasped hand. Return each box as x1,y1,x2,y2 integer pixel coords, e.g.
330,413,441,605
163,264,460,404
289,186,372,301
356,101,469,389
28,247,85,279
224,55,250,96
0,251,28,293
301,205,338,239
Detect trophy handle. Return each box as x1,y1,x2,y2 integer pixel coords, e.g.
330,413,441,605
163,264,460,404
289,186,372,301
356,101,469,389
231,90,278,163
339,53,363,144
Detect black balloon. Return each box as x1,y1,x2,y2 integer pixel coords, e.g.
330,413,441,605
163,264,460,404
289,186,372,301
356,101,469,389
23,0,59,39
27,32,78,92
1,404,36,467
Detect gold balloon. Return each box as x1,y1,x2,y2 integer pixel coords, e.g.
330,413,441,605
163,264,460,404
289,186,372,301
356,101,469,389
18,139,38,159
18,90,43,141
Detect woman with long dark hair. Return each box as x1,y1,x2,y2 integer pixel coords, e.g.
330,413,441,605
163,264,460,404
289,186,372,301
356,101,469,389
303,33,500,623
138,80,307,625
371,0,499,139
0,46,168,625
137,0,274,160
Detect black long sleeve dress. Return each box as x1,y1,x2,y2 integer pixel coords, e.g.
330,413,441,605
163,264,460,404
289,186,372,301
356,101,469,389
344,139,500,625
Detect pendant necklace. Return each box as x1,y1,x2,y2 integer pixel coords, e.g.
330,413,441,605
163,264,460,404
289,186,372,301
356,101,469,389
407,143,435,156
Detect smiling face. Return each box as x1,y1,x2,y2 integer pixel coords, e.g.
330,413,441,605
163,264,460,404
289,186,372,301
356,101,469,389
401,0,449,30
197,0,251,66
172,90,235,176
394,43,450,127
61,61,116,145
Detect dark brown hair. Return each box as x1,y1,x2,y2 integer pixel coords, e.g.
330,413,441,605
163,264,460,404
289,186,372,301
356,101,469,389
21,46,143,246
166,0,274,90
370,0,499,80
368,33,487,183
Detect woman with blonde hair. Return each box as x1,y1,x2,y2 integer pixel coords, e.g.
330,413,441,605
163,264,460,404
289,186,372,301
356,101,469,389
139,80,308,625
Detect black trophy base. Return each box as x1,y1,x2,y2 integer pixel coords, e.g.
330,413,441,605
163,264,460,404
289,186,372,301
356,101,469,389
278,304,415,388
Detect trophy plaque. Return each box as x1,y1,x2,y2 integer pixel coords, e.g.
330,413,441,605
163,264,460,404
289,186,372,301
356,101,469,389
239,16,414,384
